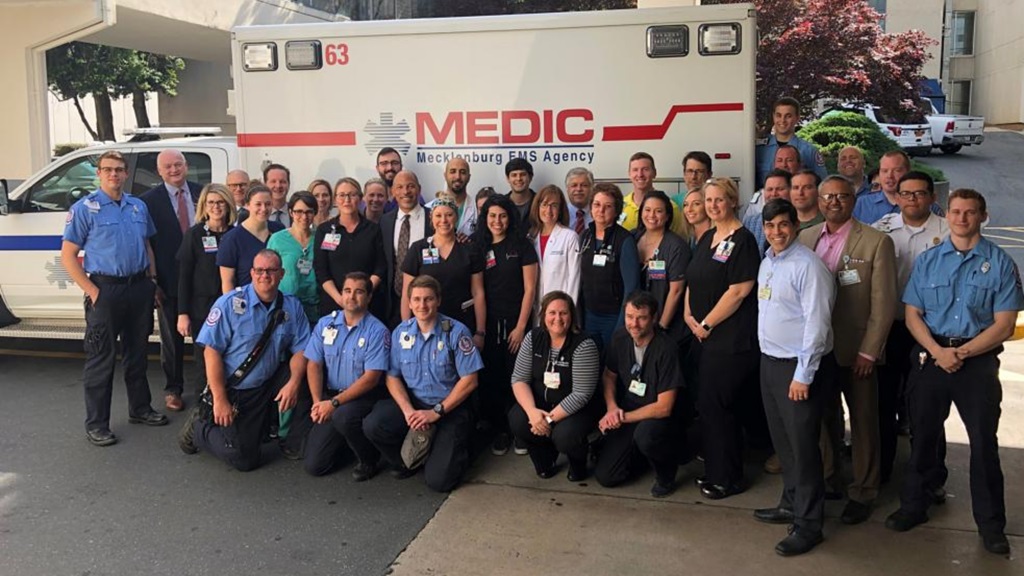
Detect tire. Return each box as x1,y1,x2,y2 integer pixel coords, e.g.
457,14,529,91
940,144,962,155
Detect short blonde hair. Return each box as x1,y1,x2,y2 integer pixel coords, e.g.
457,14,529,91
701,177,740,214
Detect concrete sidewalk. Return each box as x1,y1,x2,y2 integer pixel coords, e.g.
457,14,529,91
388,340,1024,575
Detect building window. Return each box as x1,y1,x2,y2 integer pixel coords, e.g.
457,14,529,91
951,11,975,56
948,81,972,115
867,0,887,30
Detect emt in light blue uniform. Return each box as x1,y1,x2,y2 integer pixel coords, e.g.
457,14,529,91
886,189,1024,556
363,274,484,492
60,150,167,447
302,272,391,480
754,97,827,190
853,151,944,225
183,249,311,471
753,199,836,557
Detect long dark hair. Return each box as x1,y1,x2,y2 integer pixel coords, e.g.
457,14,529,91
633,189,674,238
474,194,525,250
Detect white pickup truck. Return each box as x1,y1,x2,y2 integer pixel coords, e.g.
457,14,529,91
923,100,984,155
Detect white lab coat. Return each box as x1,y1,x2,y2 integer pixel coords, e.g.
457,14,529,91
533,223,581,306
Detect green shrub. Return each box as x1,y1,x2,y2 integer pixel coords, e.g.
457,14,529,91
910,161,945,183
53,143,88,157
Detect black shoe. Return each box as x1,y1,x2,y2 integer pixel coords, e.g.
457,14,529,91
567,464,588,483
536,467,557,479
840,500,872,525
650,478,675,498
128,410,169,426
981,532,1010,555
694,475,710,489
775,527,823,557
86,428,117,447
884,509,928,532
754,507,794,524
279,442,303,461
700,481,745,500
177,406,202,455
352,461,378,482
390,465,416,480
491,433,511,456
929,486,947,506
824,489,844,501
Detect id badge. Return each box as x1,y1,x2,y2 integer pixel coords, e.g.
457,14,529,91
322,326,338,346
758,285,772,300
543,371,561,390
648,259,666,280
422,248,439,265
628,379,647,396
297,258,313,275
201,235,218,253
485,250,497,269
321,233,341,251
712,240,735,263
231,296,246,315
838,268,862,286
593,253,608,267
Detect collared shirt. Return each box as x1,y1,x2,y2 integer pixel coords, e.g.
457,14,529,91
742,206,768,258
619,190,684,235
853,177,872,198
304,311,390,392
269,206,291,227
814,219,854,273
196,285,312,390
393,204,427,251
758,242,836,384
903,236,1024,338
164,182,196,224
63,189,156,276
569,204,593,234
754,134,828,189
388,315,484,406
874,212,950,308
855,191,945,226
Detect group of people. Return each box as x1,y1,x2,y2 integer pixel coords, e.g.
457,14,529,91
60,95,1021,559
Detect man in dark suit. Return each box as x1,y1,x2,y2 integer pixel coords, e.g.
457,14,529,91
379,170,432,328
140,149,203,411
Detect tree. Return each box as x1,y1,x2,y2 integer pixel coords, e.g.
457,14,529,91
46,42,184,141
715,0,934,132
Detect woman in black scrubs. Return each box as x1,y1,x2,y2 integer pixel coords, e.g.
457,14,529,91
401,193,487,348
634,191,692,346
684,177,760,500
313,177,387,318
472,195,539,454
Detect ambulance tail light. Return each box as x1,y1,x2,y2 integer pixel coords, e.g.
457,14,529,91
242,43,278,72
698,23,741,56
714,153,731,160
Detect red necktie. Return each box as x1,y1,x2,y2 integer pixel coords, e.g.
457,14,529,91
176,189,190,233
575,209,585,235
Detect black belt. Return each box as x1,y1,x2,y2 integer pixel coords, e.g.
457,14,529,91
762,353,797,363
90,271,149,285
931,334,974,348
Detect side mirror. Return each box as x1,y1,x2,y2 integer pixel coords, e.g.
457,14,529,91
0,179,9,216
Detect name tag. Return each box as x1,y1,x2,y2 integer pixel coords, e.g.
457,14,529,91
201,235,218,253
593,253,608,267
322,326,338,346
647,259,666,280
758,285,772,300
422,248,440,265
628,379,647,396
296,258,313,275
838,268,861,286
543,371,561,389
485,249,497,269
321,233,341,251
712,240,735,263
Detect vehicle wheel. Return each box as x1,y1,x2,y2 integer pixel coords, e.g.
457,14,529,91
940,144,962,155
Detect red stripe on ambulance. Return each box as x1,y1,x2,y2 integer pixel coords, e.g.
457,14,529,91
601,103,745,141
237,132,357,147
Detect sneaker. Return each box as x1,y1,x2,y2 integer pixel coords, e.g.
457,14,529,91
513,437,528,455
177,406,203,455
491,432,511,456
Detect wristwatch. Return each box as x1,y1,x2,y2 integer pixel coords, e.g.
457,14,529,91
330,398,340,408
432,402,446,417
544,415,554,425
700,320,713,333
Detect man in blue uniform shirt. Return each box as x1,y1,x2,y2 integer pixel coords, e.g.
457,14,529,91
363,274,484,492
754,97,827,190
853,150,944,225
885,189,1023,556
752,199,836,556
179,249,311,471
61,150,168,447
302,272,390,480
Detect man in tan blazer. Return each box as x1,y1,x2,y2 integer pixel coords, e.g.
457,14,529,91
799,175,897,525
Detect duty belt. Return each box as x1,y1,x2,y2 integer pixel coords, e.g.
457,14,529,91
89,271,148,285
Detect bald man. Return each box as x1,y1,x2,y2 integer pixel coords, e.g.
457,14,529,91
141,149,204,411
226,169,251,210
428,158,477,238
837,147,870,197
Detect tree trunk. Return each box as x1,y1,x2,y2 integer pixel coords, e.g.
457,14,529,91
132,89,151,128
94,92,115,142
72,95,99,141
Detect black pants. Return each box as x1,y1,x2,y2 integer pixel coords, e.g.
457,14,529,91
363,397,474,492
594,417,680,488
877,319,913,482
698,348,760,486
479,316,521,433
761,353,834,534
508,402,597,474
900,346,1005,535
156,295,185,396
303,395,379,476
82,278,156,431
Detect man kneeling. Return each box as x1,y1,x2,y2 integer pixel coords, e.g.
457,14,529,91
179,249,310,471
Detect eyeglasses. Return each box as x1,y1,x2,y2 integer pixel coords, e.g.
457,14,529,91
227,182,247,189
821,193,854,203
377,160,401,168
291,209,315,216
897,191,931,199
252,267,282,277
99,167,126,174
684,169,708,177
206,200,228,207
336,193,361,200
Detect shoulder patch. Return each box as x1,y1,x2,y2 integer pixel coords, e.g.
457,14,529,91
458,335,474,355
65,212,73,225
205,307,222,327
814,150,825,166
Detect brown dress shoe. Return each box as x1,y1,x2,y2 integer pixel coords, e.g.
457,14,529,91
165,393,184,412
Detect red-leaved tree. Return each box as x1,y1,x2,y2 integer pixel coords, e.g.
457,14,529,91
716,0,935,130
